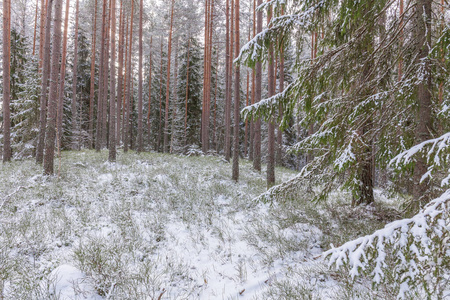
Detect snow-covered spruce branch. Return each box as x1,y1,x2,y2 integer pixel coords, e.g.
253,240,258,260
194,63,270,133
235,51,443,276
324,189,450,299
390,132,450,186
236,6,319,66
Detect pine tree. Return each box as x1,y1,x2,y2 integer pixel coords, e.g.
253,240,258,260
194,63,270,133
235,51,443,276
36,0,53,164
43,0,63,175
2,0,12,162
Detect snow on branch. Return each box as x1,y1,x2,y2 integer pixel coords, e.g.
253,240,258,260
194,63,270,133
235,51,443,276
324,189,450,299
390,132,450,185
236,4,319,66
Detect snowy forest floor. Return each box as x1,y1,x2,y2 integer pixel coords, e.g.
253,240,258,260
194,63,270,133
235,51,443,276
0,150,406,299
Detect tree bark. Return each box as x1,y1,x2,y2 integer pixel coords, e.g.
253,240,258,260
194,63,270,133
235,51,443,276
95,0,107,151
412,0,433,209
163,0,175,153
38,0,47,71
2,0,12,162
137,0,144,153
224,0,231,161
32,0,39,56
147,36,153,149
267,3,275,187
232,0,240,181
184,37,191,146
71,0,80,150
57,0,71,151
253,0,262,171
124,0,134,152
157,38,163,151
43,0,63,175
36,0,54,164
89,0,98,148
116,0,124,146
249,0,255,162
108,0,117,162
170,37,179,153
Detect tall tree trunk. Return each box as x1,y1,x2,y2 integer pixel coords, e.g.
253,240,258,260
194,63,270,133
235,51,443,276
89,0,98,148
267,3,275,187
213,49,218,151
71,0,80,149
38,0,47,71
137,0,144,153
224,0,231,161
122,15,129,146
163,0,175,153
412,0,433,209
2,0,11,162
184,37,191,146
57,0,70,151
44,0,63,175
101,0,111,149
170,37,179,153
232,0,240,181
32,0,39,56
108,0,117,162
36,0,54,164
147,36,153,149
116,0,124,146
95,0,107,151
253,0,262,171
249,0,255,162
276,42,284,166
124,0,134,152
157,38,163,152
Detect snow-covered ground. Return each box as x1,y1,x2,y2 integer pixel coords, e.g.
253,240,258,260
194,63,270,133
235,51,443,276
0,150,403,299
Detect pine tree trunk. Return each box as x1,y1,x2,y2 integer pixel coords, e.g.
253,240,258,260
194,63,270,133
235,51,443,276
32,0,39,56
124,0,134,152
249,0,255,162
2,0,12,162
137,0,144,153
102,0,111,149
170,37,179,153
267,3,275,187
44,0,63,175
224,0,231,161
232,0,240,181
89,0,98,149
164,0,175,153
71,0,79,150
276,46,284,166
38,0,47,71
253,0,262,172
116,0,124,146
184,38,191,146
108,0,117,162
412,0,433,209
147,36,153,149
95,0,107,151
36,0,53,164
57,0,70,151
213,49,218,151
157,38,163,152
122,15,129,146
